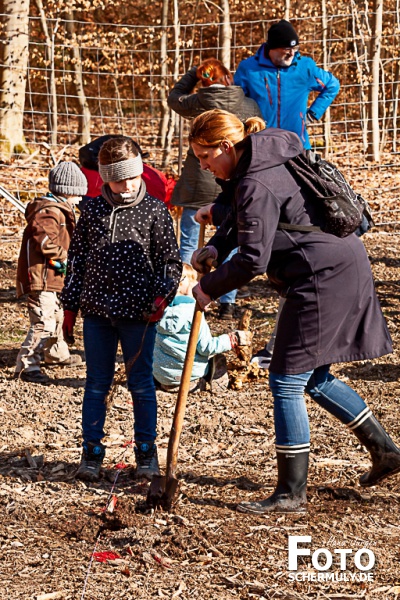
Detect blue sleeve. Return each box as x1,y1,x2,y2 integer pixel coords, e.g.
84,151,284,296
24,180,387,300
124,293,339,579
307,59,340,121
196,318,232,356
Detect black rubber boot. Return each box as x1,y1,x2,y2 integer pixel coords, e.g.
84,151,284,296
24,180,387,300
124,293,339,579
350,412,400,486
237,447,309,514
76,442,106,482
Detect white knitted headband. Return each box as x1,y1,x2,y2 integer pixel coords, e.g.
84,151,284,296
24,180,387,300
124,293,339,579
99,155,143,183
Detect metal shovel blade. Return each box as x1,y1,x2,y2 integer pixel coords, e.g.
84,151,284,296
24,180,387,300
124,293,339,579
146,474,180,510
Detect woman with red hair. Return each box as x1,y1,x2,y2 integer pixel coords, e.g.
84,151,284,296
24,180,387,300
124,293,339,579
168,58,262,319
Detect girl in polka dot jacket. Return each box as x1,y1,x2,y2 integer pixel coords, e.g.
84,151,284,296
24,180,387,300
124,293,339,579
61,136,182,482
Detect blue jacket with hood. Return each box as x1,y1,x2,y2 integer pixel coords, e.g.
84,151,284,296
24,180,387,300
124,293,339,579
234,45,340,149
153,295,232,386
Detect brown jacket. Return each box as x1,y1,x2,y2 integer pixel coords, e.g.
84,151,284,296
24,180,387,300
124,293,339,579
16,195,76,297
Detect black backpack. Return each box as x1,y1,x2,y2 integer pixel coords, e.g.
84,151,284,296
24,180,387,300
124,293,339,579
278,153,374,238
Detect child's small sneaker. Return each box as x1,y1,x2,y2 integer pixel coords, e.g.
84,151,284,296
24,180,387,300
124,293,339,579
134,442,160,480
45,354,83,367
19,370,50,384
250,347,273,369
76,442,105,482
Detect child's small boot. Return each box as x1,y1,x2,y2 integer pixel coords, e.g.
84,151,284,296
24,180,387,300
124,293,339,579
19,370,50,385
76,442,105,482
134,441,160,480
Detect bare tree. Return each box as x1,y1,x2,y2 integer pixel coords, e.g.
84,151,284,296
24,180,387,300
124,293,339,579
65,10,91,145
0,0,30,161
34,0,58,147
158,0,170,149
368,0,383,161
284,0,291,20
393,58,399,152
321,0,331,156
162,0,180,166
351,0,369,153
392,0,400,152
219,0,231,69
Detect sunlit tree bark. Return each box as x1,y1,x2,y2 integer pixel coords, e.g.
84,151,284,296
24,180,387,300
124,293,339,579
0,0,30,160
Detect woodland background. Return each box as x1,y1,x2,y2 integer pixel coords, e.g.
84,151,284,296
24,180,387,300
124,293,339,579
0,4,400,599
0,0,399,237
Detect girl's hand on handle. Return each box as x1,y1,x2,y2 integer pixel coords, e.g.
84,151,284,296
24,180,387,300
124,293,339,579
191,245,218,274
192,282,212,310
195,204,214,225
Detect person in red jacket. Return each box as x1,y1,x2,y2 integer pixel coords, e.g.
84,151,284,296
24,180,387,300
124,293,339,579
79,135,175,209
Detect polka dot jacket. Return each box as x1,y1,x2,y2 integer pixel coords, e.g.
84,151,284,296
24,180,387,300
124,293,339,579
61,193,182,321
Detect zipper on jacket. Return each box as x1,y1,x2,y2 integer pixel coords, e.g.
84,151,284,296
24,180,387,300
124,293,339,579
277,70,281,128
300,112,306,142
110,206,120,243
107,207,119,311
264,77,273,107
43,260,48,290
64,256,75,290
27,239,32,283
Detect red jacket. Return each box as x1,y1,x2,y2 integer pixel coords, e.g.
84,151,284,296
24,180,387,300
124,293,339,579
81,165,175,208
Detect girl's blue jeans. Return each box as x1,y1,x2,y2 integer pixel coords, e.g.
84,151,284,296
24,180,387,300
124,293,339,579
269,365,368,446
82,315,157,445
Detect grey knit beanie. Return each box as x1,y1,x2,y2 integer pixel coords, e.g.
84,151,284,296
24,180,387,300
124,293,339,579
49,161,88,196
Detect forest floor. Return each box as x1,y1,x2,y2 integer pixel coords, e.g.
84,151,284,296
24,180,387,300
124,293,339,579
0,231,400,600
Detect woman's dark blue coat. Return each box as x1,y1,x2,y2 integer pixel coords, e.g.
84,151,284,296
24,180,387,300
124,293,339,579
200,128,392,374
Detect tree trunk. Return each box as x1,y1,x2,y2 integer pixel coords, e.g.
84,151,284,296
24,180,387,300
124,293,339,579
392,0,400,152
350,0,369,153
0,0,30,161
35,0,58,147
367,0,383,162
162,0,179,167
219,0,231,69
65,11,91,145
392,58,399,152
284,0,291,20
321,0,331,157
158,0,169,149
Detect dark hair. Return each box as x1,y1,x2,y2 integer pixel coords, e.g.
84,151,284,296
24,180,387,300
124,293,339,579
98,136,140,166
80,135,147,170
197,58,233,87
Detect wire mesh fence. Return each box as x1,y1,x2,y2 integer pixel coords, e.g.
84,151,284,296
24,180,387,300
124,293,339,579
0,7,399,241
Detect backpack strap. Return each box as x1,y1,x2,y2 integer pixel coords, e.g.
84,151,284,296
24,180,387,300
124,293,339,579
278,222,322,233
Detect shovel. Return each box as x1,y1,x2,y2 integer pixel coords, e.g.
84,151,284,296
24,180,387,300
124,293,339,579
146,299,203,510
147,224,211,510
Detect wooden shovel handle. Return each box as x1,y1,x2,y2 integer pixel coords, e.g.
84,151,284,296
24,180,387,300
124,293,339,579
165,222,206,480
165,300,203,480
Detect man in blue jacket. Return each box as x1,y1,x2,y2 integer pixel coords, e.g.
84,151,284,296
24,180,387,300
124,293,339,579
234,19,340,150
234,19,340,368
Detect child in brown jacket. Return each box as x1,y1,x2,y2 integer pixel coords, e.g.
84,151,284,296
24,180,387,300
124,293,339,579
15,162,87,384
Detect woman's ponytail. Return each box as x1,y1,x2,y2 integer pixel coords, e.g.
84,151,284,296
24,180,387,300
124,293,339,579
244,117,266,135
